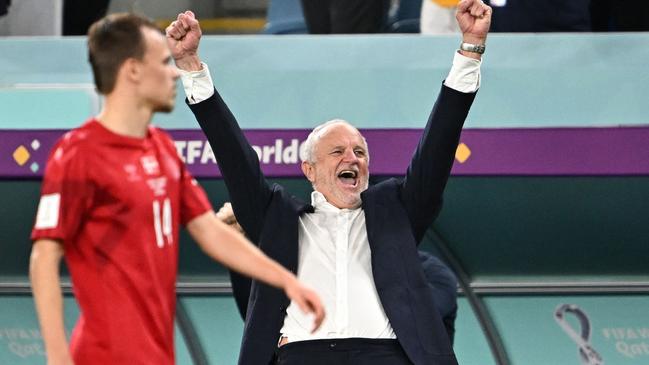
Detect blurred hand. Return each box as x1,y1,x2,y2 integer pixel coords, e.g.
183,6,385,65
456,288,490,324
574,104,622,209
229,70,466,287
165,10,203,71
456,0,491,44
215,202,243,234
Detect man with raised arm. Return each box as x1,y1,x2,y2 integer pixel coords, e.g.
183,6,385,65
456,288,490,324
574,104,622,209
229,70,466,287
168,0,490,363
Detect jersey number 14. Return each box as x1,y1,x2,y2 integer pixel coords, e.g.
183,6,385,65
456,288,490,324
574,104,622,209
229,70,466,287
153,198,172,247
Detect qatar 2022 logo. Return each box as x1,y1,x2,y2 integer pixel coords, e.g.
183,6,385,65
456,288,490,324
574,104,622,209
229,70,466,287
554,304,604,365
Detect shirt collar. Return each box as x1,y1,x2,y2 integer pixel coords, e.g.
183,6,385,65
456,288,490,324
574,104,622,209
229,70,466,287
310,191,361,213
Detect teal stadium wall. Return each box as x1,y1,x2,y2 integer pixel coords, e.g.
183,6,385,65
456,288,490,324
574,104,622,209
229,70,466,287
1,34,648,364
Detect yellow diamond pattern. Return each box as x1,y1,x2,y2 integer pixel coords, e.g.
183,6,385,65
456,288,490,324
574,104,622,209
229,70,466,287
455,143,471,163
13,145,31,166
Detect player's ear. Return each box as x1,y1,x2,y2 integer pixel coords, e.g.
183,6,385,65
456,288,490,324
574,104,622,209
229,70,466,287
121,57,142,85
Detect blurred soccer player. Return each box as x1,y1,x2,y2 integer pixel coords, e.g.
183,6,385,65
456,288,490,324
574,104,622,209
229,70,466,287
29,13,323,365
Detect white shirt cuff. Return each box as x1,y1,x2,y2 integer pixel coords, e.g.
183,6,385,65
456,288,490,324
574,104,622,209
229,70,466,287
443,51,481,93
179,62,215,104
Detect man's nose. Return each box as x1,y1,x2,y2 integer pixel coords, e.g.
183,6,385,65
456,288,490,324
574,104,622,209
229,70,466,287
342,149,358,162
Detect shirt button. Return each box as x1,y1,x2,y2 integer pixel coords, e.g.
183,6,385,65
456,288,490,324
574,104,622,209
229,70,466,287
329,342,336,349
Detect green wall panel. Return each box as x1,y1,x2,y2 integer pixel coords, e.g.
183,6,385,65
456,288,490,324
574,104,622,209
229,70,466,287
0,296,78,364
454,297,497,365
179,296,244,365
434,177,649,281
0,295,197,365
484,295,649,365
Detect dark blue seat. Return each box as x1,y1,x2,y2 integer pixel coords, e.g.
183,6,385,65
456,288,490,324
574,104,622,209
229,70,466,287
263,0,308,34
387,0,423,33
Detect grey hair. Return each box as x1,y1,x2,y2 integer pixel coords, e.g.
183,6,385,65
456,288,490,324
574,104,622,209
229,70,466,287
301,119,369,164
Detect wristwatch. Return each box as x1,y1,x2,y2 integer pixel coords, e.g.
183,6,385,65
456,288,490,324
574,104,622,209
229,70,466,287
460,42,486,54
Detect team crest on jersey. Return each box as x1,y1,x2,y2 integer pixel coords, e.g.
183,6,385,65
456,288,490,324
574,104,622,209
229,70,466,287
140,155,160,175
147,177,167,196
123,164,141,181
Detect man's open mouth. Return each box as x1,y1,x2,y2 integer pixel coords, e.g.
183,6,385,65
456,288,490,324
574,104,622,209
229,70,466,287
337,170,358,186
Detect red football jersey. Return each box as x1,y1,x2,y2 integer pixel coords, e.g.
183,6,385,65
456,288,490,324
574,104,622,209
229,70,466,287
31,119,212,364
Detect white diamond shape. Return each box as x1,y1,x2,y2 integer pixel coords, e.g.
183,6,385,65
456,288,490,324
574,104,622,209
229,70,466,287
31,139,41,151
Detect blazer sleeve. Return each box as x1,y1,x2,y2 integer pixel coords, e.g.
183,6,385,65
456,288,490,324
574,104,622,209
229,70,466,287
188,89,272,243
400,84,476,243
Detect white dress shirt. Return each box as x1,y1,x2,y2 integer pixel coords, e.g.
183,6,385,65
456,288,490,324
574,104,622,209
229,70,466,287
280,191,396,341
179,51,481,341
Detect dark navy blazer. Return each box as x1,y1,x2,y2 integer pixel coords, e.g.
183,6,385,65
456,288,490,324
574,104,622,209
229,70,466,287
189,83,475,365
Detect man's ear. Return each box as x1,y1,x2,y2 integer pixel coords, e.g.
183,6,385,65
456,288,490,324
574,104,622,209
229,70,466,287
301,161,315,184
122,58,142,84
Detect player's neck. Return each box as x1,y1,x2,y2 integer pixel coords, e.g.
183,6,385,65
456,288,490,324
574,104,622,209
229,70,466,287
96,94,153,138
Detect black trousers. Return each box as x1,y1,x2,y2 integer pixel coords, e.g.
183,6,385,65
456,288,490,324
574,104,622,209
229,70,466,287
274,338,413,365
300,0,390,34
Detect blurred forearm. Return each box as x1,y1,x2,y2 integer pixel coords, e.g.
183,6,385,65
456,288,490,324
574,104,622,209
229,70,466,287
30,239,73,364
188,212,293,289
